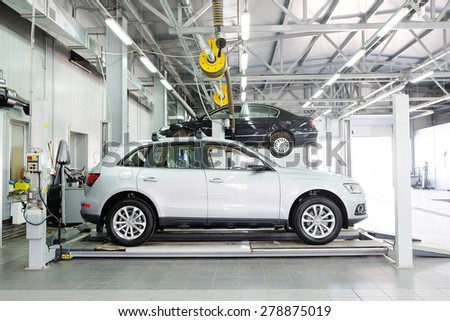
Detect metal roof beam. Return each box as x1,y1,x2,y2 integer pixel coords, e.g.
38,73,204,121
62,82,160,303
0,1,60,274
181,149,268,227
271,0,303,24
180,71,450,84
371,11,450,72
122,0,196,104
169,21,450,34
319,0,384,74
273,0,339,98
182,1,212,27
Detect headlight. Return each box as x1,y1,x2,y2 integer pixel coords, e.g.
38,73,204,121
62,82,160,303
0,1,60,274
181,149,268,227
343,183,363,194
159,125,170,132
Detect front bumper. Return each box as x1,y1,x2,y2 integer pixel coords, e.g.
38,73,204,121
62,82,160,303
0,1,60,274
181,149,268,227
345,194,368,226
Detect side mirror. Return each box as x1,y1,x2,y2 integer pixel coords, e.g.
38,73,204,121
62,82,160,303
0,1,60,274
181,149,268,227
248,164,267,171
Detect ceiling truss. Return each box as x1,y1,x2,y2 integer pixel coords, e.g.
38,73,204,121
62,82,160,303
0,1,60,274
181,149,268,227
62,0,450,119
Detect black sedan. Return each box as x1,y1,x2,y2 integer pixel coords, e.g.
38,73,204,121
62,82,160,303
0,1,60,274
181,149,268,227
159,103,318,157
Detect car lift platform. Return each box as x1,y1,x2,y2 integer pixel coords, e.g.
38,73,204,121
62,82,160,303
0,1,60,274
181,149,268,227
60,228,394,259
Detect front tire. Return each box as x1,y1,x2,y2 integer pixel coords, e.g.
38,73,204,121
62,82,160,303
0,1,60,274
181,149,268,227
270,131,293,158
293,196,342,245
106,199,155,246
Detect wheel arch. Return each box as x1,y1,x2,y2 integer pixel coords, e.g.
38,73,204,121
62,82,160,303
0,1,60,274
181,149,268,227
99,191,159,229
267,129,294,143
288,189,349,228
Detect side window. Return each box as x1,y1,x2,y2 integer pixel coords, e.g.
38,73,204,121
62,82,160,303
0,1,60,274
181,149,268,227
248,105,279,118
210,109,229,120
148,143,199,169
121,147,149,167
210,107,241,120
204,144,265,170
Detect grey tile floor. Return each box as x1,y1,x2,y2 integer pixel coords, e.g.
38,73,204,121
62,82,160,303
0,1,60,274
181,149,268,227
1,189,450,301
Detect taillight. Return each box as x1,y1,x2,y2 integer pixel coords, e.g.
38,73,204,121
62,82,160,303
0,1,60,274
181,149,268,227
86,173,100,187
309,119,315,127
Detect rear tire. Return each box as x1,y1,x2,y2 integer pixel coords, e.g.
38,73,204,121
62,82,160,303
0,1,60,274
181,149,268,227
293,196,342,245
270,131,293,158
106,198,155,246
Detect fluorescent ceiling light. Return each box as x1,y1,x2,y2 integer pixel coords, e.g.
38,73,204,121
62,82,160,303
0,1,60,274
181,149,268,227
325,74,340,86
364,80,397,99
410,110,434,120
241,76,247,90
312,89,323,99
345,49,366,67
105,18,133,45
343,102,357,110
140,56,158,73
241,12,250,41
340,84,405,118
410,71,435,84
241,52,248,71
410,95,450,112
160,79,173,91
314,116,322,121
376,7,410,38
241,91,247,102
322,109,332,115
412,51,449,72
365,84,405,106
302,101,312,108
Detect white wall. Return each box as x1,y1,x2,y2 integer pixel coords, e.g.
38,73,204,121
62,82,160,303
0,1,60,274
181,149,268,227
351,136,393,194
414,123,450,190
50,41,104,171
0,4,154,221
128,97,154,142
350,120,394,196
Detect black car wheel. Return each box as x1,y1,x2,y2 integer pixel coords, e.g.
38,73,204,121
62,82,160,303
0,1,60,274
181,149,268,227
293,196,343,245
270,132,293,158
106,199,156,246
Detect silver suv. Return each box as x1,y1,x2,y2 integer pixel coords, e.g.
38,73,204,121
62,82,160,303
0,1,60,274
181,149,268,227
81,136,367,246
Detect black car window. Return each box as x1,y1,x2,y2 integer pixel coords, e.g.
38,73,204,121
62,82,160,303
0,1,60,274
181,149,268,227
210,109,229,120
204,143,265,170
247,105,279,118
121,146,149,167
210,106,241,120
147,143,199,169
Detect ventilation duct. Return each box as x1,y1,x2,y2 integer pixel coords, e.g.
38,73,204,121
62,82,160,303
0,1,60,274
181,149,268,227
3,0,100,59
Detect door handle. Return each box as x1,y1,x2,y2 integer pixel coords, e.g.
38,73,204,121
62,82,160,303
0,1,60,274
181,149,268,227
143,177,158,182
209,177,224,183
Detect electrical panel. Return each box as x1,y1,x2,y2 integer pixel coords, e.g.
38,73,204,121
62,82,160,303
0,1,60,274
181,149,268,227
26,153,42,173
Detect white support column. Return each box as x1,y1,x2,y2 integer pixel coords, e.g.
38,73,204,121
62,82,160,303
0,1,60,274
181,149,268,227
339,119,352,177
106,17,129,145
0,111,4,247
153,76,167,133
393,93,414,268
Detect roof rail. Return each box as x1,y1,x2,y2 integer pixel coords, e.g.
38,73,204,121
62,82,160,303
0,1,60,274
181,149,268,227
195,129,206,139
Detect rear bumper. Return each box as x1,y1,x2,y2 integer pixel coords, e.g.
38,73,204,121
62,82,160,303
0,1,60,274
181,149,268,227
80,212,101,225
80,199,101,224
293,132,318,146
